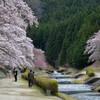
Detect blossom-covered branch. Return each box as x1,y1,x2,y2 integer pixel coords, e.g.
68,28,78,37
0,0,39,68
84,30,100,62
33,48,46,69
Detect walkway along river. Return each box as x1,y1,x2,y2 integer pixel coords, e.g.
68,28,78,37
0,75,61,100
51,71,100,100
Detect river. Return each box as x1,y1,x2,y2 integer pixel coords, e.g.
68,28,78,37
51,71,100,100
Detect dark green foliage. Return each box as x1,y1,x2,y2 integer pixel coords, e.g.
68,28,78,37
59,39,67,66
46,24,65,66
26,0,100,69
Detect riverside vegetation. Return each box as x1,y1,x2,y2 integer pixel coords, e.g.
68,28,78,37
86,69,95,77
72,68,95,84
22,70,58,94
21,69,79,100
1,0,100,99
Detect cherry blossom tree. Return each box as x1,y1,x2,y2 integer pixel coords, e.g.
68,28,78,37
0,0,39,68
84,30,100,62
33,48,46,69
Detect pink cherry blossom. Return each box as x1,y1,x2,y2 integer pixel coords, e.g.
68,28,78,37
0,0,39,68
33,48,46,69
84,30,100,62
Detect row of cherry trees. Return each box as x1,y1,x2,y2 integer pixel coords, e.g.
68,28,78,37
0,0,46,69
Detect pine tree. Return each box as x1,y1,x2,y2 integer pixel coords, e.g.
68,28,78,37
59,39,67,66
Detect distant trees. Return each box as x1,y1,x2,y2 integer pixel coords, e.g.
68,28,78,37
59,39,67,66
26,0,100,69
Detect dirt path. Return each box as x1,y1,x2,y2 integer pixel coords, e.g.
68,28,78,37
0,76,62,100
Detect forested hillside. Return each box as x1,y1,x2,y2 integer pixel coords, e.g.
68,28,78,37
23,0,44,17
26,0,100,69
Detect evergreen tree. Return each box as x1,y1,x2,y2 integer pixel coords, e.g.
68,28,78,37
59,39,67,66
26,0,100,69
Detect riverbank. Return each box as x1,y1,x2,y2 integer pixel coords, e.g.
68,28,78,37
50,69,100,100
71,61,100,84
22,69,80,100
1,62,100,100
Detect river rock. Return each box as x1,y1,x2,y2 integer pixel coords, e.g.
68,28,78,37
57,69,65,73
85,77,100,85
58,81,71,84
91,79,100,90
74,74,85,79
46,69,54,73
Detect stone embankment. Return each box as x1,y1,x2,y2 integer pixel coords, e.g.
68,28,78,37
91,80,100,90
85,77,100,84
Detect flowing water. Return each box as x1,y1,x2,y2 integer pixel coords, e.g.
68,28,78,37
51,70,100,100
51,78,73,83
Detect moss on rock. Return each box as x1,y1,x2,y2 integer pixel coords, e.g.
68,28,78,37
86,69,95,77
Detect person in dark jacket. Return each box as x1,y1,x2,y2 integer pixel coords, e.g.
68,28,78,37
24,67,27,72
13,67,18,82
28,70,34,87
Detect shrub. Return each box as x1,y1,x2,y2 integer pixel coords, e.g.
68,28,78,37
35,76,58,94
86,69,95,77
21,70,29,80
21,71,58,94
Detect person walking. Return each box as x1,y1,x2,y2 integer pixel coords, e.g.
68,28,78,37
9,69,12,79
24,67,27,72
6,69,9,78
28,70,34,87
13,67,18,82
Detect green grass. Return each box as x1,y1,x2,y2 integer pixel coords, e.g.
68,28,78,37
33,67,42,72
56,92,80,100
72,80,84,84
94,86,100,92
22,78,80,100
21,78,47,95
33,84,47,95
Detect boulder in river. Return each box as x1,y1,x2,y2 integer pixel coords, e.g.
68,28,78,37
57,69,65,73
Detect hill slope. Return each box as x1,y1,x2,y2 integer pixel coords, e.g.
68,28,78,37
26,0,100,69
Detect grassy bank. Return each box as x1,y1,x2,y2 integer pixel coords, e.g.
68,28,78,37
56,92,80,100
21,69,80,100
72,75,89,84
22,70,58,94
21,78,47,95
